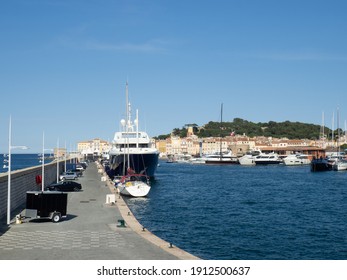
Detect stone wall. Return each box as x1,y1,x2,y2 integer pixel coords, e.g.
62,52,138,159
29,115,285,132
0,160,67,224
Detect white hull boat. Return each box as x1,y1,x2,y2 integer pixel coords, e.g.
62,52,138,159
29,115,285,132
238,154,256,166
333,159,347,171
254,153,282,165
204,151,239,164
283,154,311,166
238,150,260,166
117,179,151,197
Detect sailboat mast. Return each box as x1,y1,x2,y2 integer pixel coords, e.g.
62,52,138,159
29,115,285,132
122,82,130,175
126,82,130,168
332,111,335,146
136,109,139,149
322,111,324,140
220,103,223,161
337,106,340,154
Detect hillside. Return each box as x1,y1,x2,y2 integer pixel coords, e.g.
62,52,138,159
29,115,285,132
155,118,334,140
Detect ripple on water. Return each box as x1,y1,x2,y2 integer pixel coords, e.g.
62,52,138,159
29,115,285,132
125,163,347,259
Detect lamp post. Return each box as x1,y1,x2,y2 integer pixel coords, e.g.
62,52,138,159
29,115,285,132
7,116,28,225
41,131,53,191
56,138,59,183
42,132,45,191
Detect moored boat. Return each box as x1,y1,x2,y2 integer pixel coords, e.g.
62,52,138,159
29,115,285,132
115,171,151,197
204,103,239,165
283,154,311,166
332,159,347,171
107,83,159,179
238,150,261,166
205,150,239,164
254,153,282,165
310,157,333,172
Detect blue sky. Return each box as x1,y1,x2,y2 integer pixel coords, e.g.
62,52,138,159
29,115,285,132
1,0,347,152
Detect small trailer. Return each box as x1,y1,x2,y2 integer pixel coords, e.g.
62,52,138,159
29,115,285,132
25,191,68,223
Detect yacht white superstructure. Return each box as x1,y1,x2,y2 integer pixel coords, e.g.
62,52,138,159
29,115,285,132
107,83,159,179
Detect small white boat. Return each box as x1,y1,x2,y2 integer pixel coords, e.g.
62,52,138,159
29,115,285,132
332,159,347,171
238,154,255,166
238,150,260,166
189,157,207,164
116,173,151,197
283,154,311,166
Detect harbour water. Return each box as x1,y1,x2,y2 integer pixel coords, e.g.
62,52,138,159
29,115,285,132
0,154,54,174
125,161,347,260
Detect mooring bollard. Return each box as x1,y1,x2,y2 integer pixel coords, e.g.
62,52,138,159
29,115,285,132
15,214,22,224
117,219,126,227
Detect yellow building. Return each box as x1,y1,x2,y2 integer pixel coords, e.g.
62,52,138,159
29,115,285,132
77,138,110,157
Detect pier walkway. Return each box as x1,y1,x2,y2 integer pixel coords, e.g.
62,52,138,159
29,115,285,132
0,162,197,260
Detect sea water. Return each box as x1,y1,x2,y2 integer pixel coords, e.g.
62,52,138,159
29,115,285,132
125,162,347,260
0,154,54,174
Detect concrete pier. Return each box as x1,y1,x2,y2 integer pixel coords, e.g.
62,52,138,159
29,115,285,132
0,162,199,260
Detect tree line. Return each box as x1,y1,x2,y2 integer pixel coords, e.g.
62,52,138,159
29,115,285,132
154,118,340,140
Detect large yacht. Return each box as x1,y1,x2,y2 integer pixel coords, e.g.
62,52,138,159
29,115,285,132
107,83,159,179
283,153,311,166
204,150,239,164
254,152,283,165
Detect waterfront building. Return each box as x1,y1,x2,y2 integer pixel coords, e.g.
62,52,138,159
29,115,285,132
155,134,331,160
156,139,167,154
77,138,110,158
54,148,67,159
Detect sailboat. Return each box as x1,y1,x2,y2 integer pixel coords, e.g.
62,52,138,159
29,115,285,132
311,111,333,172
115,167,151,197
205,103,239,165
332,107,347,171
114,83,151,197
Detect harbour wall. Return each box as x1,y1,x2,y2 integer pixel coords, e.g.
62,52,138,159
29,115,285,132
0,160,68,224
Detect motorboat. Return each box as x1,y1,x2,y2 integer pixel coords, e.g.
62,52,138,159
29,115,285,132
189,157,207,164
107,83,159,179
283,154,311,166
254,153,282,165
167,154,192,163
310,157,333,172
204,150,239,164
238,150,261,166
333,159,347,171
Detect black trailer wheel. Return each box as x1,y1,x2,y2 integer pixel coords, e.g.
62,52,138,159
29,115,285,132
52,212,61,223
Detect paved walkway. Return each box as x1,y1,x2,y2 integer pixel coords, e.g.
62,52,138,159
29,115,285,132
0,163,197,260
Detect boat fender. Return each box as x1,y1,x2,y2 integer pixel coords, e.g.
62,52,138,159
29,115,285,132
35,175,42,185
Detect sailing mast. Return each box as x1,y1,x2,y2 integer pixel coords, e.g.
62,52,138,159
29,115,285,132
126,83,130,168
320,111,325,148
122,82,130,175
220,103,223,161
337,106,340,155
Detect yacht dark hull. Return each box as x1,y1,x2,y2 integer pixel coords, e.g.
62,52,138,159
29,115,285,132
255,160,282,165
310,159,333,172
205,159,239,164
107,152,159,179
